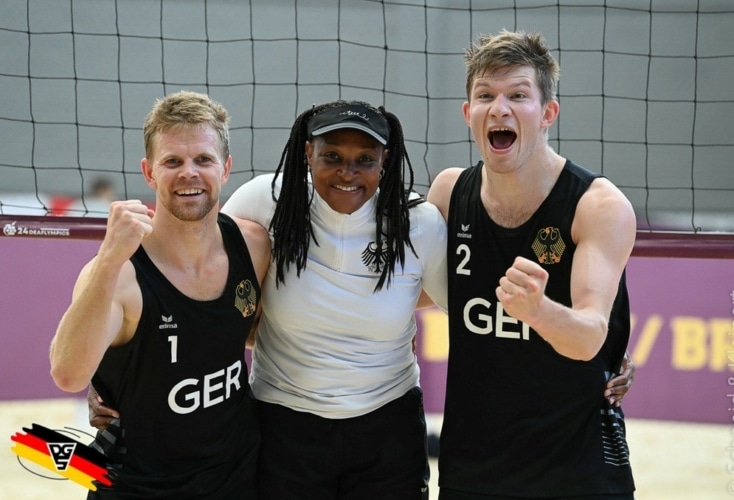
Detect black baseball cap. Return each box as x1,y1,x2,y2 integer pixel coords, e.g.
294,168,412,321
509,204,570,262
307,102,389,145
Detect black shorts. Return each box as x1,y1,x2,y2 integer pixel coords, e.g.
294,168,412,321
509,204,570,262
439,491,635,500
257,387,429,500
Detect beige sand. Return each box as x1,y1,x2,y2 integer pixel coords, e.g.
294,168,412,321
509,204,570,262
0,398,729,499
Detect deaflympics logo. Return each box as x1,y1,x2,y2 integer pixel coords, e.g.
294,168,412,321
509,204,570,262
10,423,112,491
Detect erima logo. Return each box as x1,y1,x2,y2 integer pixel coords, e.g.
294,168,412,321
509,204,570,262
47,442,76,471
457,223,472,239
159,315,178,330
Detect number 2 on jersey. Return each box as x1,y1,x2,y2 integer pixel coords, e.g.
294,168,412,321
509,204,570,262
456,244,471,275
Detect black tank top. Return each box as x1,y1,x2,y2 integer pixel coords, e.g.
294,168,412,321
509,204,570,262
440,161,635,496
90,213,260,499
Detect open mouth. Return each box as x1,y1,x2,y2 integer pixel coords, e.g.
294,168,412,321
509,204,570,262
489,128,517,150
333,184,359,192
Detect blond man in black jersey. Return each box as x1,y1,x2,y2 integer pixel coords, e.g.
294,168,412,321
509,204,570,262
50,91,270,499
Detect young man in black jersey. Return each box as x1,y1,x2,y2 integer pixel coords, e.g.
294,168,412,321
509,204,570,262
50,91,270,498
427,30,636,499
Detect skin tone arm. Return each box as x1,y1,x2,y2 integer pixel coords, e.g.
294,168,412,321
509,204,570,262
496,177,637,361
426,168,463,222
232,216,271,293
50,200,153,393
416,168,464,313
416,290,435,309
232,215,270,351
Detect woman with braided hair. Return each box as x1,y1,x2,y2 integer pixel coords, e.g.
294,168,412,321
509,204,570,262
221,99,448,499
261,99,424,292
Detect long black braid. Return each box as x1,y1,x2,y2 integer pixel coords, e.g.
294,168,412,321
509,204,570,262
268,104,315,286
269,100,417,291
373,105,417,290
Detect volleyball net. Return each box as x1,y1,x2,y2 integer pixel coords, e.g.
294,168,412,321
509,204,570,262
1,0,733,256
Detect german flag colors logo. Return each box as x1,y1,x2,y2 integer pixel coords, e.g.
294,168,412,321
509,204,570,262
10,423,112,491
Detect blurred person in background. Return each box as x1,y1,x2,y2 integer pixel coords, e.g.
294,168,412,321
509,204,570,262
66,177,118,217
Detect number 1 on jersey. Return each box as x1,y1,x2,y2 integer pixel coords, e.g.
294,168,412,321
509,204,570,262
168,335,178,363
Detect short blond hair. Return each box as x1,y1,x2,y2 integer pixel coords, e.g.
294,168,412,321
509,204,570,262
143,90,230,161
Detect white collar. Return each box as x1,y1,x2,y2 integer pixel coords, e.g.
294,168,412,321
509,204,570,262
310,181,378,228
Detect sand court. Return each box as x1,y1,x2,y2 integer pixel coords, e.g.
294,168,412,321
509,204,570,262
0,397,729,499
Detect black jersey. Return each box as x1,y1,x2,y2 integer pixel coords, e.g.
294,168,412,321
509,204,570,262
89,213,260,499
440,161,635,497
